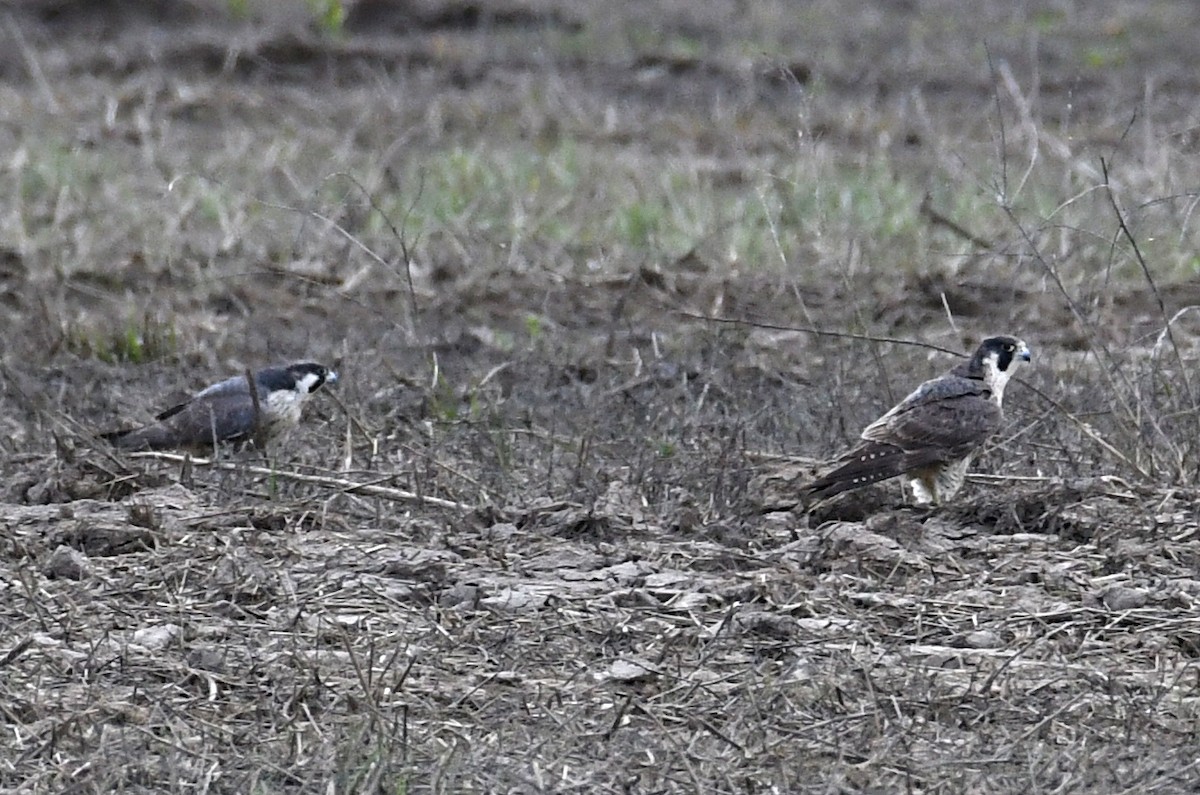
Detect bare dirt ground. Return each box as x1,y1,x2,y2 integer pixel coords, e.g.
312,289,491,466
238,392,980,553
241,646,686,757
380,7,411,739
3,1,1200,792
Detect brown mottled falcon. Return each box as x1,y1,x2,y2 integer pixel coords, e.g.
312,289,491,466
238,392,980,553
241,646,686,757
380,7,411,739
801,336,1031,505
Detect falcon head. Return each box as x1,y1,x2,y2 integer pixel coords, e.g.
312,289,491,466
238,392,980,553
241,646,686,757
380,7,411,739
248,362,339,432
262,362,339,396
963,336,1030,402
193,361,339,403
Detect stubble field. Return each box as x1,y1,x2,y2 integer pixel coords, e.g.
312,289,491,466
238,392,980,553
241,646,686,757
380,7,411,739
3,1,1200,792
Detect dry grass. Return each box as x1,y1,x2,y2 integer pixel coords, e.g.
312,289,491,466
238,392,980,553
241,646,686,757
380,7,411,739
3,0,1200,792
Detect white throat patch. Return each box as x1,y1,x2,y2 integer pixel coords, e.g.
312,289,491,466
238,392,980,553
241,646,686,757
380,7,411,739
294,371,323,395
982,352,1022,405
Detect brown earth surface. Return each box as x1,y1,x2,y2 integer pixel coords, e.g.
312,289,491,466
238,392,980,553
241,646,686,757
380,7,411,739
3,1,1200,793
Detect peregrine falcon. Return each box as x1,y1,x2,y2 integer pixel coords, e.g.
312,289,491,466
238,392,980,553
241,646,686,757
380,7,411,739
102,361,338,452
801,336,1031,505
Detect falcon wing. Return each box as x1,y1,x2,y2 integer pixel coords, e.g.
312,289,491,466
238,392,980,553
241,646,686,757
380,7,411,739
862,375,1000,454
801,375,1000,500
169,392,262,446
862,375,982,439
152,375,250,421
193,373,252,400
107,392,260,451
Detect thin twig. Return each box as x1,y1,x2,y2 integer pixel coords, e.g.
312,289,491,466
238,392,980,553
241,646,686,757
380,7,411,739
997,203,1172,476
3,14,60,113
1016,376,1153,481
919,193,995,250
985,45,1009,202
244,367,266,449
673,310,965,358
1100,157,1195,407
127,452,476,511
318,170,425,325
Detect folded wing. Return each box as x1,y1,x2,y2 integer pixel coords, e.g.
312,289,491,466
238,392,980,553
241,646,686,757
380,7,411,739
103,392,261,451
803,377,1001,500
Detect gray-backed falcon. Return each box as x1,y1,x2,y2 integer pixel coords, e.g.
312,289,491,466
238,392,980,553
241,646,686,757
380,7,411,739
102,362,338,452
801,336,1031,505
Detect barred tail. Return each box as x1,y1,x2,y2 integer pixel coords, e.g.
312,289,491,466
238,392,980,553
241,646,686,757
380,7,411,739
801,442,909,500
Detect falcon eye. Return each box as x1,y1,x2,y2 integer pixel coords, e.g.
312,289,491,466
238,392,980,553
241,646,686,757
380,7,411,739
1003,344,1014,352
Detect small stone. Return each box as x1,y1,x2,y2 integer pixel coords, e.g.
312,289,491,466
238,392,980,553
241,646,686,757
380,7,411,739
737,610,798,639
480,587,547,612
43,545,89,580
439,583,480,608
132,624,182,651
599,658,658,683
1102,586,1149,611
964,630,1001,649
186,646,227,673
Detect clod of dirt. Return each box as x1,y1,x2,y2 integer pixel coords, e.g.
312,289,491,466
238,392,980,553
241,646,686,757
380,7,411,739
745,457,819,513
54,519,158,556
11,460,167,504
733,610,797,640
864,511,928,540
42,544,90,580
131,624,182,652
479,586,549,612
962,630,1002,649
126,501,164,529
595,480,648,530
1100,585,1150,611
248,511,289,533
210,549,277,602
185,646,227,674
807,487,898,523
372,546,461,582
439,582,481,609
599,658,660,683
816,521,928,568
